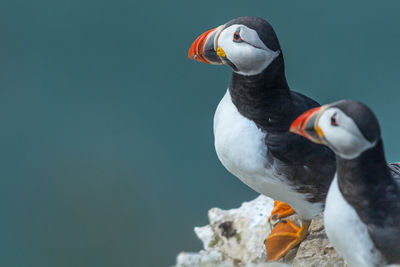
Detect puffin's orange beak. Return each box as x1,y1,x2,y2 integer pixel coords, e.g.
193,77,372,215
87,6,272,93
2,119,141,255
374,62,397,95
188,25,224,64
290,106,327,144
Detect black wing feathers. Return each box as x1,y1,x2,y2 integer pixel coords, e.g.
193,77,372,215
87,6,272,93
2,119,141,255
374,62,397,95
265,91,335,168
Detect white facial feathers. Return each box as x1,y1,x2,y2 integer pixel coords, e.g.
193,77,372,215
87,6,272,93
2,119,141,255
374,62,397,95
318,108,376,159
217,24,280,76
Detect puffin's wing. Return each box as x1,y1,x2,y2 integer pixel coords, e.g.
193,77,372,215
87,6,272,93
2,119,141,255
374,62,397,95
368,162,400,263
388,162,400,186
266,131,335,167
266,90,335,168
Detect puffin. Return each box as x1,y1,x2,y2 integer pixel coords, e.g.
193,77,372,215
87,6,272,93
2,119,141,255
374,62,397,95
290,100,400,266
188,16,336,260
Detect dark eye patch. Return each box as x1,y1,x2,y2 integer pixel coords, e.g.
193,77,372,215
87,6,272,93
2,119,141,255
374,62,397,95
331,113,338,126
233,31,242,42
233,27,243,43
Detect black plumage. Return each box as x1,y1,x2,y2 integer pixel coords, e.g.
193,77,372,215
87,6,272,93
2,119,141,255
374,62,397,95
227,17,336,204
336,138,400,264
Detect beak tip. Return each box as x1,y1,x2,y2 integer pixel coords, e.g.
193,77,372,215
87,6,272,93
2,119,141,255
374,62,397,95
188,26,222,64
290,106,325,144
289,118,302,135
187,46,195,60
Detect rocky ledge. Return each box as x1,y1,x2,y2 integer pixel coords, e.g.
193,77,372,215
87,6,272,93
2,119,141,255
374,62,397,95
174,195,347,267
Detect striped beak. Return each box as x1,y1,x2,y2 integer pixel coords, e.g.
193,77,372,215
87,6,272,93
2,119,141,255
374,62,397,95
188,25,224,64
290,105,328,144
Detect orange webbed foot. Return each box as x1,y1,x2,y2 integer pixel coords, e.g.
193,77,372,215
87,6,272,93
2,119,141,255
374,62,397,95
268,200,295,222
265,219,311,261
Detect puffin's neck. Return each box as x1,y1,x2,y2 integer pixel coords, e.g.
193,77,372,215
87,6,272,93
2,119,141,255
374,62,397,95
228,55,291,131
336,139,398,220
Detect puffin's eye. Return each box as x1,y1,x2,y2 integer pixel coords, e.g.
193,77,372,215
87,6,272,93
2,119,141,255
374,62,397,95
233,31,242,42
330,113,338,126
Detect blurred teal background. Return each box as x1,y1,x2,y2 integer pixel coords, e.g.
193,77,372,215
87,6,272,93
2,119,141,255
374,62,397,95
0,0,399,266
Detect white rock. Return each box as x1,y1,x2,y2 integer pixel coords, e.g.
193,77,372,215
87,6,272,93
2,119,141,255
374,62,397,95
175,195,276,266
176,250,235,267
175,195,346,267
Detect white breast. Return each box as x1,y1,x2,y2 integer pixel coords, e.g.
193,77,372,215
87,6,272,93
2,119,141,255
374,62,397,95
213,90,322,220
324,175,385,267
